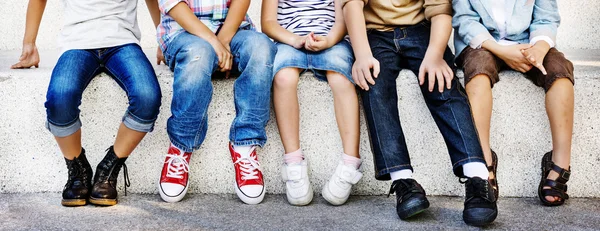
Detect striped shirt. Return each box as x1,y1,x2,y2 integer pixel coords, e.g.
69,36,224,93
157,0,254,51
277,0,336,36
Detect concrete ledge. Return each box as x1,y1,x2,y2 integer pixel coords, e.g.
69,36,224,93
0,50,599,197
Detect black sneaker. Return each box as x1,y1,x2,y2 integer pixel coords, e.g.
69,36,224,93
89,146,129,206
61,148,93,207
388,179,430,220
462,177,498,226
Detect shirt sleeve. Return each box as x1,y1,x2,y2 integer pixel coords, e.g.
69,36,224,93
452,0,494,49
529,35,555,48
159,0,189,15
423,0,452,20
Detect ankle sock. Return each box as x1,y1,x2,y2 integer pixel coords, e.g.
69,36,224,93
342,153,362,169
284,149,304,164
390,169,413,181
233,144,254,156
463,162,489,179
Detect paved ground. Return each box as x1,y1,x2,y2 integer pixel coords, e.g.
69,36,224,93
1,193,599,230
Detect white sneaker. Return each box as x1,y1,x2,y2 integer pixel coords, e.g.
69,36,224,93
282,160,313,206
322,162,362,205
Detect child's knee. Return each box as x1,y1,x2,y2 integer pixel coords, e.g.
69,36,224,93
326,71,354,90
274,68,299,89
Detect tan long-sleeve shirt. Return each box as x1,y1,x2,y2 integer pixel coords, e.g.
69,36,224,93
342,0,452,31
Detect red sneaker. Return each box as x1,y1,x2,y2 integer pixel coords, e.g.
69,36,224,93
159,144,192,203
229,143,265,204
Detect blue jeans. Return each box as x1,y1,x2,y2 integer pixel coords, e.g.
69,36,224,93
273,40,354,83
163,30,276,152
45,43,162,137
363,21,485,180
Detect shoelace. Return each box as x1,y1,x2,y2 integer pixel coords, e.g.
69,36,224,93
123,163,130,196
234,147,262,180
164,153,190,179
387,180,421,197
460,178,492,202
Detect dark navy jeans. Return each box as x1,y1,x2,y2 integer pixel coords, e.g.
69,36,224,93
362,21,485,180
45,43,161,137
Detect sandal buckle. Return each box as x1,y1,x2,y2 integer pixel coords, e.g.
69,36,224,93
561,170,571,181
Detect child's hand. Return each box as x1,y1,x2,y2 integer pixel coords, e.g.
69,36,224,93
352,55,380,91
496,44,533,73
207,37,233,74
11,43,40,69
521,42,551,75
419,53,454,93
291,35,308,49
304,32,330,52
156,47,166,65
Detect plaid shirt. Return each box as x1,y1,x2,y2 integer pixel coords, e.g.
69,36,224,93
157,0,254,51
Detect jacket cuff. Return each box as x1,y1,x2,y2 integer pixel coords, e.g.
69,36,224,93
424,2,452,20
530,29,556,47
530,36,555,48
469,32,495,49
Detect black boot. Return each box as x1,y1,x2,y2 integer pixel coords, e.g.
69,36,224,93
62,148,93,207
462,177,498,226
389,179,430,220
89,146,130,206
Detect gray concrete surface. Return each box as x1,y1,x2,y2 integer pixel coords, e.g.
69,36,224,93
1,49,600,197
1,0,599,51
1,193,599,230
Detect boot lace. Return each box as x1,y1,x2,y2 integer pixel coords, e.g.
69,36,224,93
234,147,261,180
164,153,190,179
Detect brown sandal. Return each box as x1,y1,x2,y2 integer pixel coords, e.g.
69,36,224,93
487,150,499,199
538,151,570,206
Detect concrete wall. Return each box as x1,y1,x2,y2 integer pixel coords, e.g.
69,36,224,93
0,0,599,51
0,50,599,197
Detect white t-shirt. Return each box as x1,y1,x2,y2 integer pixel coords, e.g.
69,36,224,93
58,0,141,52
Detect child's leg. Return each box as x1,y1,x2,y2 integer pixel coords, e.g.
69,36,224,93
273,68,302,153
459,47,502,171
46,50,101,158
465,76,494,171
104,44,161,158
531,49,575,203
326,71,360,158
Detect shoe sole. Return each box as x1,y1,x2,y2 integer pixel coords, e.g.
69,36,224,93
158,180,189,203
61,199,87,207
234,182,265,205
89,197,117,206
397,198,430,220
321,183,349,206
287,184,314,206
464,210,498,227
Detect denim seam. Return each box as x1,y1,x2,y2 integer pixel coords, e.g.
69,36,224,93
376,164,413,178
193,94,212,150
231,139,265,147
104,66,131,98
452,156,485,168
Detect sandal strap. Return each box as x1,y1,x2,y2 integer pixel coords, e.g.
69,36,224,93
544,179,568,192
549,164,571,183
487,166,494,172
542,188,569,200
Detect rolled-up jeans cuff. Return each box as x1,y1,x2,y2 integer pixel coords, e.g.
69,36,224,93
122,111,156,133
46,119,82,137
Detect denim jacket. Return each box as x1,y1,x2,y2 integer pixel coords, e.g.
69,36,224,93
452,0,560,57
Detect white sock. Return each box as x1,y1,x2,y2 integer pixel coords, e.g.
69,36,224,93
390,169,413,181
463,162,489,179
233,144,253,155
